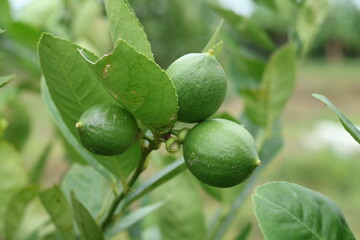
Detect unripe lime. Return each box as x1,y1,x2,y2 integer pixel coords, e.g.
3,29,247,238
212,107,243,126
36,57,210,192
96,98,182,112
167,51,227,123
183,119,261,188
76,104,138,156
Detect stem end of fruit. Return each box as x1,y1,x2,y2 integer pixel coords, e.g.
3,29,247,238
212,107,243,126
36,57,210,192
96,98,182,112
256,159,262,166
75,122,83,129
208,49,215,55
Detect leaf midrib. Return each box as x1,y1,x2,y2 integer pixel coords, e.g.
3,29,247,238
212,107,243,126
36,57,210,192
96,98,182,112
254,193,323,240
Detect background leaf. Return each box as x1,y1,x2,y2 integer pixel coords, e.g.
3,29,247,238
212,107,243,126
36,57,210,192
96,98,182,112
0,141,27,236
122,158,186,209
202,19,224,54
5,185,39,240
71,193,104,240
296,0,329,56
0,0,12,28
39,186,75,240
151,157,205,240
61,163,113,218
106,201,166,238
104,0,153,59
243,43,297,131
39,33,141,182
0,74,15,88
81,39,178,133
253,181,356,240
210,5,275,50
313,93,360,144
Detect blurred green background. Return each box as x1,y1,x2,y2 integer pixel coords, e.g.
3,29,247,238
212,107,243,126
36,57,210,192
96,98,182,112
1,0,359,239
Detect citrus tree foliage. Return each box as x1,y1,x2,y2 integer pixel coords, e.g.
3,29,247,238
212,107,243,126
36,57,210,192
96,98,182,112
0,0,357,239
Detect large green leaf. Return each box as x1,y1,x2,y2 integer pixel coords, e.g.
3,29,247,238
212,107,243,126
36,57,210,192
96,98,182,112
0,74,15,88
253,181,356,240
71,193,104,240
0,141,27,236
106,201,166,238
5,185,39,240
296,0,328,57
313,94,360,144
61,163,112,218
104,0,153,59
243,43,297,132
210,5,275,50
39,186,75,240
81,39,178,133
39,33,141,182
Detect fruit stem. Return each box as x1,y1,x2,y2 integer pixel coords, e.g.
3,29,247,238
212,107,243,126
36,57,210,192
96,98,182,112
208,49,215,56
100,141,154,230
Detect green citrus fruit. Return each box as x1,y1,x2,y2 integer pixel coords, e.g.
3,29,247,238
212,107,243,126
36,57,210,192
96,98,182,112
167,51,227,123
183,118,261,188
76,104,138,156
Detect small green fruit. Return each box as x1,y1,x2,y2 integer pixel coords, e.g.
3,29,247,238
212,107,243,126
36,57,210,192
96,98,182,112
183,119,261,188
76,104,138,156
167,51,227,123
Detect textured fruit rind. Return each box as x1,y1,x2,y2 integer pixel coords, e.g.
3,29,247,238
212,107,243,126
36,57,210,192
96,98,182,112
183,118,260,188
167,53,227,123
77,104,138,156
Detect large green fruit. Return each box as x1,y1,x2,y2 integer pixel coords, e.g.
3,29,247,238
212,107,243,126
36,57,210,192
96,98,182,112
76,104,138,156
183,119,261,188
167,51,227,123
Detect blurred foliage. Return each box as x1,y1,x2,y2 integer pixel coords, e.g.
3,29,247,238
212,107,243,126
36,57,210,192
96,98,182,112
0,0,359,239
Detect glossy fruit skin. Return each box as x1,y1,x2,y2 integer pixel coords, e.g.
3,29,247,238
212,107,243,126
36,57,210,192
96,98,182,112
167,52,227,123
76,104,138,156
183,119,260,188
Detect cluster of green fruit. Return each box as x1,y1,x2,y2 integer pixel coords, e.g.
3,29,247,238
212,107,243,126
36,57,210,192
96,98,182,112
76,50,260,188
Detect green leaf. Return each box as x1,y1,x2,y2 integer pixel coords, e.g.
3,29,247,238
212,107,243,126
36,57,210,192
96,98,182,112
0,141,27,235
39,186,75,240
0,0,12,28
210,5,275,50
244,43,297,132
313,94,360,144
235,222,252,240
29,142,52,183
61,163,112,218
152,170,205,240
71,193,104,240
122,158,186,209
71,0,111,55
5,185,39,240
7,22,42,50
81,39,178,133
202,19,224,55
0,28,5,33
253,181,356,240
2,98,30,150
0,74,15,88
228,51,265,94
296,0,328,57
104,0,153,59
106,201,166,238
39,33,142,182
